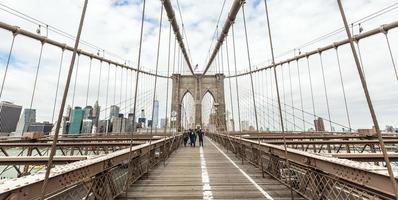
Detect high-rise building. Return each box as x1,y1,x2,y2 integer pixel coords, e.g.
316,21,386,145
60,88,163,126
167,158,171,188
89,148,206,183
81,119,93,134
15,108,36,136
83,106,93,119
27,121,53,134
160,118,166,128
0,101,22,134
92,101,100,127
97,119,110,133
112,117,127,133
110,105,120,119
69,107,84,135
153,100,159,128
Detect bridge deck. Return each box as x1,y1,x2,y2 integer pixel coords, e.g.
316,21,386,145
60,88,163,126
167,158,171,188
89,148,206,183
120,137,303,199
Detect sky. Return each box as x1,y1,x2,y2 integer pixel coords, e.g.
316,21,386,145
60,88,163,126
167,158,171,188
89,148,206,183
0,0,397,131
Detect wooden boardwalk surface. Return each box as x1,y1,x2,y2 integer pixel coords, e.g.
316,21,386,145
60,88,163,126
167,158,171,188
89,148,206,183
120,137,303,199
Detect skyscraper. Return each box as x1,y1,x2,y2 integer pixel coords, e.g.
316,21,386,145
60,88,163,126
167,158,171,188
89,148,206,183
92,101,100,127
110,105,120,119
81,119,93,134
27,121,53,134
69,107,84,135
15,108,36,136
153,100,159,128
0,101,22,134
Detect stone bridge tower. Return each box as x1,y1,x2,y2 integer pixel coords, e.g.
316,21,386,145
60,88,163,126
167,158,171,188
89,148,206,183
171,74,226,131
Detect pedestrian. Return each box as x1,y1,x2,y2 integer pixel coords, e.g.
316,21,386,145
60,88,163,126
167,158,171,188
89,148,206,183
189,129,195,147
198,128,204,147
183,130,189,147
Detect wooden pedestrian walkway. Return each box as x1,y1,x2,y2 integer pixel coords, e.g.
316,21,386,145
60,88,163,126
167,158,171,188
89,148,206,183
120,137,303,199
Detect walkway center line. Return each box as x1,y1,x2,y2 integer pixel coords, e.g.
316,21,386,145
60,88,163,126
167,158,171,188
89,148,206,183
200,146,214,200
207,138,274,200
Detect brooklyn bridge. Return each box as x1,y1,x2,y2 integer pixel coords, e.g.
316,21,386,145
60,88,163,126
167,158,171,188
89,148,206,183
0,0,398,199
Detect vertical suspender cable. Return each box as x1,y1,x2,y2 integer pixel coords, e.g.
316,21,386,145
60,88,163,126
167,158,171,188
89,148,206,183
335,47,351,131
355,40,366,80
0,34,16,99
232,25,242,131
126,0,146,191
242,4,259,131
318,52,332,130
306,56,316,121
263,0,294,198
71,53,80,108
150,4,164,144
114,65,117,105
85,57,92,106
296,60,305,131
383,30,398,81
97,61,102,102
51,49,65,123
27,43,44,131
226,37,235,132
281,64,288,131
336,1,398,198
40,0,87,197
269,67,275,130
164,23,172,135
105,63,110,134
287,62,296,130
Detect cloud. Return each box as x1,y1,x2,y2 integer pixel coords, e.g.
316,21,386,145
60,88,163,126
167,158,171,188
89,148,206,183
0,0,397,131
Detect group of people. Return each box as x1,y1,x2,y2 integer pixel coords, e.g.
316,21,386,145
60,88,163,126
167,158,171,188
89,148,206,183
183,128,204,147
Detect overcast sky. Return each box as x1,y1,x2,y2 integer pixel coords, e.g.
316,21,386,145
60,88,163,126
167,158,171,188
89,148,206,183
0,0,397,131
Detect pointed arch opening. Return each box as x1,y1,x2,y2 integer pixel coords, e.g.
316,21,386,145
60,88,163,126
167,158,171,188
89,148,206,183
180,90,194,130
201,91,216,132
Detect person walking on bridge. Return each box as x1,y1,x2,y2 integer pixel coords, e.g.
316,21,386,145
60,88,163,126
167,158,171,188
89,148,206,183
198,128,204,147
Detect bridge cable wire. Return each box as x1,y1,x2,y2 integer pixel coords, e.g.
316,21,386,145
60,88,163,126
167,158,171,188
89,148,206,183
241,4,259,131
0,33,16,100
287,62,296,130
334,47,352,131
71,54,80,108
225,37,235,132
27,43,44,133
263,0,294,198
51,49,65,123
336,1,398,197
164,23,171,140
96,61,102,103
149,3,164,144
40,0,88,198
231,25,242,131
85,57,92,106
296,60,305,131
280,65,288,130
126,0,146,191
318,53,332,131
105,63,111,134
383,31,398,81
305,56,316,121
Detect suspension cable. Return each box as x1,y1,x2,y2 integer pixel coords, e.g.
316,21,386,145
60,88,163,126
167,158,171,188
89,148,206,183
335,47,352,131
51,48,65,123
231,25,241,131
305,56,316,121
280,64,288,130
85,57,92,106
0,33,16,99
242,4,259,131
96,61,102,102
40,0,87,197
27,42,44,131
126,0,146,191
318,52,332,130
383,31,398,81
226,37,235,132
355,40,366,80
296,60,305,131
71,53,80,108
164,23,172,135
287,62,296,130
263,0,294,197
150,4,164,144
336,1,398,197
105,63,110,134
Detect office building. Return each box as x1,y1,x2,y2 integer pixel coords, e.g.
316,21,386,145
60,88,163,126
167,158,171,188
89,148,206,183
69,107,84,135
160,118,166,128
110,105,120,119
153,100,159,128
15,108,36,136
0,101,22,134
112,117,127,133
83,105,93,119
97,119,110,133
81,119,93,134
92,101,100,127
27,121,53,134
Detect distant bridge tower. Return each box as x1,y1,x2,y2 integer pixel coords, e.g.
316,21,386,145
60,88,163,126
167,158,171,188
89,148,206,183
171,74,226,131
